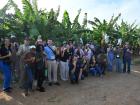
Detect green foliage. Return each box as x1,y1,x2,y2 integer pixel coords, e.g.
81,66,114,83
88,14,121,45
0,0,140,47
115,20,139,45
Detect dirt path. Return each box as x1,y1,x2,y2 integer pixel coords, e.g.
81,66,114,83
0,61,140,105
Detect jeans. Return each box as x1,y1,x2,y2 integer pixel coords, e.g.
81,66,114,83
23,64,33,92
115,58,122,73
107,61,113,71
107,53,114,72
89,68,97,76
0,60,12,90
123,59,131,73
97,63,106,75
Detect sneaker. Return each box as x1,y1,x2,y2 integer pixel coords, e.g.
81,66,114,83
40,87,45,92
48,82,52,86
70,81,75,84
3,88,11,93
36,87,45,92
8,87,13,90
127,71,130,74
25,92,29,96
22,92,29,97
54,82,60,86
75,81,79,84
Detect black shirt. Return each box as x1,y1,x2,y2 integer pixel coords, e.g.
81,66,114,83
69,47,74,56
60,50,70,62
0,45,11,64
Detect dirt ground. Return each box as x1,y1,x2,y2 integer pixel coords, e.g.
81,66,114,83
0,59,140,105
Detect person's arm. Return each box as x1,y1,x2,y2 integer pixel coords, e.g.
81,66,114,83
17,45,23,56
0,51,11,59
127,48,133,54
25,56,35,63
93,60,96,66
23,52,35,63
84,63,87,70
43,51,47,56
72,62,76,73
107,48,110,52
61,50,65,57
61,48,66,57
78,68,83,80
24,57,32,62
81,49,84,57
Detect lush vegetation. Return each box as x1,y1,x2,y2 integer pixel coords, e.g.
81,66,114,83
0,0,140,46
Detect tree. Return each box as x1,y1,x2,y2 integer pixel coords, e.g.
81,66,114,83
61,10,71,40
88,13,121,45
0,0,139,47
116,20,139,46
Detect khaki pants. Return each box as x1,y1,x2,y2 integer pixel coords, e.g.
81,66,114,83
46,60,58,83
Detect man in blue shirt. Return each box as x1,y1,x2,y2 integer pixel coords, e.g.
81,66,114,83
44,40,60,86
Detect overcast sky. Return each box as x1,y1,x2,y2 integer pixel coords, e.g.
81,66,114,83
0,0,140,26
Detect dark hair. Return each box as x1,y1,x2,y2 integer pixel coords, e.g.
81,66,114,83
10,38,15,43
36,44,44,52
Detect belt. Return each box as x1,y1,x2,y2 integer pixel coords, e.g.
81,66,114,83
116,57,120,58
47,59,55,61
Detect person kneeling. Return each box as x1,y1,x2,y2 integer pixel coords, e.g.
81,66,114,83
69,56,82,84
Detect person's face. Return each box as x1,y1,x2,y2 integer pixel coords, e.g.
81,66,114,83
5,38,10,46
38,41,43,45
125,44,129,48
78,47,80,50
48,40,53,45
66,44,70,49
70,43,73,47
31,48,36,53
24,39,29,46
109,44,112,48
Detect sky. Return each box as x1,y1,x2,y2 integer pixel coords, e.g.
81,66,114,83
0,0,140,26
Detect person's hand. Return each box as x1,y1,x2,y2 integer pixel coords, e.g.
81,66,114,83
8,53,11,57
72,70,75,73
31,57,35,62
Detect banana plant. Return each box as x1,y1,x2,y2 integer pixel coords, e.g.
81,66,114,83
116,20,139,46
88,13,121,45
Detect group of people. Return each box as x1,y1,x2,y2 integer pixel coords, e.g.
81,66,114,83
0,35,133,96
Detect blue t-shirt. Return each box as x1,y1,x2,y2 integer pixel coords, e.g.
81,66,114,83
44,46,55,60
